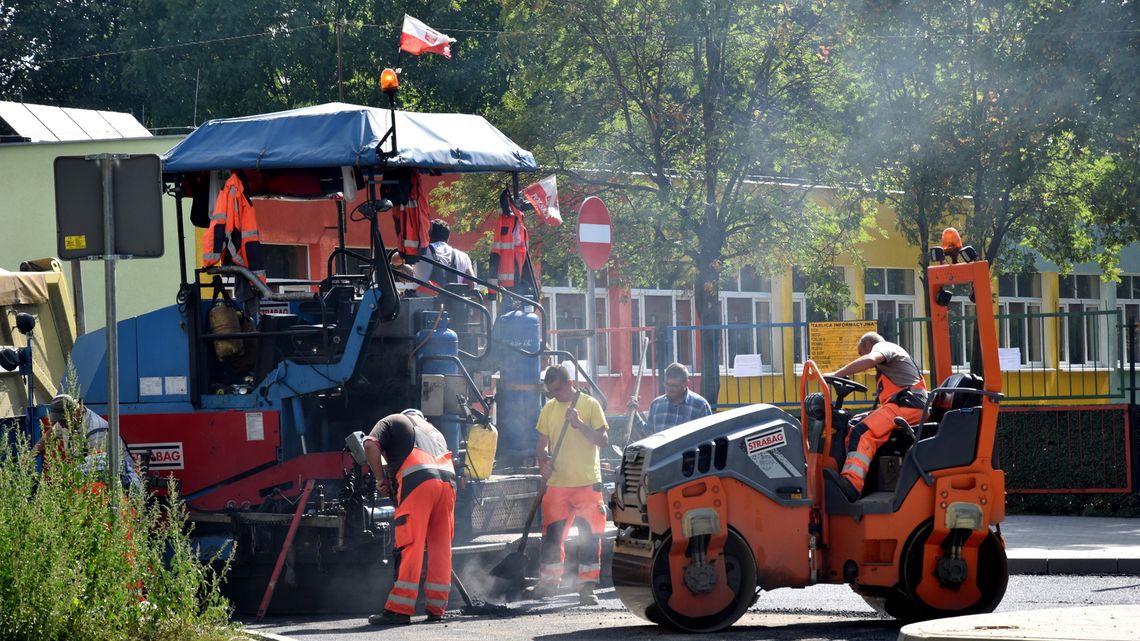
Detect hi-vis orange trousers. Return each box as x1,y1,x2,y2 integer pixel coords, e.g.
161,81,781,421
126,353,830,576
841,403,924,493
537,485,605,589
384,478,456,617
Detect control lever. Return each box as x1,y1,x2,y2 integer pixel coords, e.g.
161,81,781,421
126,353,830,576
456,394,493,426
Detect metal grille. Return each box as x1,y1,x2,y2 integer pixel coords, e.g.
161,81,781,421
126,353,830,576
998,405,1132,493
621,447,646,507
468,475,542,533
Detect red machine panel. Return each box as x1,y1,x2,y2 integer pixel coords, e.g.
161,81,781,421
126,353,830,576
120,410,281,498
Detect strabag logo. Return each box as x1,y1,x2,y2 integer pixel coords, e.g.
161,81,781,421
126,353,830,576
129,442,184,470
745,427,786,454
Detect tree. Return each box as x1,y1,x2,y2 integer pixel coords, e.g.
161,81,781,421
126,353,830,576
1,1,511,130
490,0,868,402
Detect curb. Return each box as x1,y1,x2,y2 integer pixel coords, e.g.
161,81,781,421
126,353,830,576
244,630,298,641
1008,557,1140,576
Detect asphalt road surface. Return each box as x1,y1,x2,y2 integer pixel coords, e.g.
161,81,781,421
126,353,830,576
245,575,1140,641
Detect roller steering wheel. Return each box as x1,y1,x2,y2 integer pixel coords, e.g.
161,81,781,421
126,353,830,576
822,375,867,410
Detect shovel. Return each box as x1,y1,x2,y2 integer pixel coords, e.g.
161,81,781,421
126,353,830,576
489,391,579,588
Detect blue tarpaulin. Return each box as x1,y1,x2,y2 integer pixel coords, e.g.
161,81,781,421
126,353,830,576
162,102,536,173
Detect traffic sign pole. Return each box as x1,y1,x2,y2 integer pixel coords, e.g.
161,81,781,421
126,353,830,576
577,197,613,384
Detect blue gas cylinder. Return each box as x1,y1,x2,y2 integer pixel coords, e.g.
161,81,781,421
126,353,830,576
416,311,462,453
492,306,542,466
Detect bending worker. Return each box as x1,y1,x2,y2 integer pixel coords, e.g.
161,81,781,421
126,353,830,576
826,332,927,501
363,409,456,626
532,365,609,606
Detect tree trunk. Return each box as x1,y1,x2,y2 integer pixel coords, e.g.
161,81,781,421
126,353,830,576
694,267,722,405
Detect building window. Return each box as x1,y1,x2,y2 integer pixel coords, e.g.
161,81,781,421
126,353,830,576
631,290,690,373
722,267,775,373
792,267,846,365
1058,274,1106,367
863,267,918,356
946,297,977,371
1116,275,1140,365
997,273,1044,367
542,288,609,373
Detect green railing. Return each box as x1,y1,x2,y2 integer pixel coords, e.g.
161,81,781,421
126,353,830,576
896,308,1128,403
659,307,1135,409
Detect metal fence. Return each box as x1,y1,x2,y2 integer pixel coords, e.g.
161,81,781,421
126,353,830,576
645,312,1139,494
650,308,1134,409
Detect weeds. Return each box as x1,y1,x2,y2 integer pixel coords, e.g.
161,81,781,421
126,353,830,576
0,418,237,641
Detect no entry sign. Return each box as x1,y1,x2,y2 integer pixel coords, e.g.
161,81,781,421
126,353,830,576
577,196,612,270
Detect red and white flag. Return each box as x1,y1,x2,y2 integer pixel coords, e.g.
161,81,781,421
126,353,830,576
399,14,456,58
522,174,562,226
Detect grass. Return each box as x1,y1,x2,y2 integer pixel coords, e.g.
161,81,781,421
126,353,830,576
0,417,239,641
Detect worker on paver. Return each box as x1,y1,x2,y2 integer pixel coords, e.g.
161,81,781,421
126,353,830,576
33,394,143,491
531,365,608,606
363,409,456,626
827,332,927,500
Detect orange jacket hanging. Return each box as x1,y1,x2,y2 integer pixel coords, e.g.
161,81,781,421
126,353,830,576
394,172,429,258
490,189,528,288
202,173,266,283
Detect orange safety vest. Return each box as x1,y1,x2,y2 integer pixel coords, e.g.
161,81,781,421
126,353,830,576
203,173,266,283
490,189,528,288
393,420,456,503
394,172,429,259
874,361,928,407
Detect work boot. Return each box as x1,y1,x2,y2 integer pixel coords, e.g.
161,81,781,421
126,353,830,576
578,583,598,606
367,610,411,626
425,611,447,623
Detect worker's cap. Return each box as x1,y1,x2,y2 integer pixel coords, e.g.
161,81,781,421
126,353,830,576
48,394,76,424
401,408,425,420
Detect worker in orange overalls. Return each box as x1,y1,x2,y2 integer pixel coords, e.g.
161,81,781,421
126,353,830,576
827,332,927,500
531,365,608,606
363,410,456,626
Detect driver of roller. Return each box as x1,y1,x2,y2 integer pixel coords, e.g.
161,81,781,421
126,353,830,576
826,332,927,501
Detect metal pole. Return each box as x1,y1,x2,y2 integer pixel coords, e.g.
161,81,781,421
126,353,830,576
586,267,598,383
70,259,85,336
24,333,35,440
336,198,348,276
100,156,121,500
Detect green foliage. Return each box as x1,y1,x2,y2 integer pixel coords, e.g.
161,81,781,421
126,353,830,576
0,425,234,641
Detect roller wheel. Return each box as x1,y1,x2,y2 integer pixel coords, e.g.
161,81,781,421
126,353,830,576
650,530,757,633
887,520,1008,622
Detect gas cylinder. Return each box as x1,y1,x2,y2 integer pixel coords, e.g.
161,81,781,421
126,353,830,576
415,311,462,453
463,423,498,480
491,305,541,466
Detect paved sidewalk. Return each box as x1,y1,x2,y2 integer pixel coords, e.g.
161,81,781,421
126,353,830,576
899,605,1139,641
1001,515,1140,575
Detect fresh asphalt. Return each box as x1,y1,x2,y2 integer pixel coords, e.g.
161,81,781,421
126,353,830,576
243,514,1140,641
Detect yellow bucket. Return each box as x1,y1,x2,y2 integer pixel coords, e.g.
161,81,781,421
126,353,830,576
464,424,498,480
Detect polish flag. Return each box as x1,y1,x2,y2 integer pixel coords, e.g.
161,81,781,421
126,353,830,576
522,175,562,226
399,14,456,58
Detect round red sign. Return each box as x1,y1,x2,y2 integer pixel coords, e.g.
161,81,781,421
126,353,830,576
577,197,612,270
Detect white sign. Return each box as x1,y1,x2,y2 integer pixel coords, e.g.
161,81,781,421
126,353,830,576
139,377,163,396
130,442,184,470
732,354,764,377
246,412,265,441
164,376,187,395
998,347,1022,371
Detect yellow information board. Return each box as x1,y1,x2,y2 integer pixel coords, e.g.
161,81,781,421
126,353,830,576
808,320,878,372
